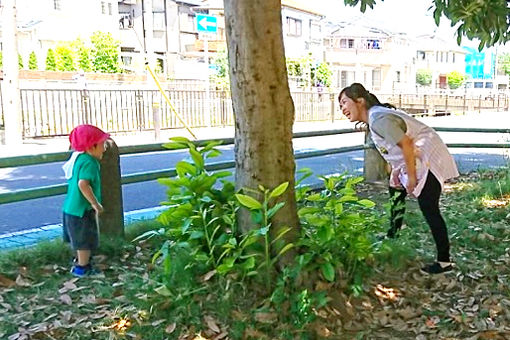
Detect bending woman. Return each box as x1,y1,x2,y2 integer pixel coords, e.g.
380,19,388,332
338,83,459,274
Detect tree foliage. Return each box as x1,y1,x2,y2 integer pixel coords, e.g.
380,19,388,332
55,43,76,71
211,48,230,90
45,49,56,71
416,69,432,86
344,0,510,50
447,70,466,89
498,53,510,77
28,51,38,70
18,54,23,69
286,56,333,87
90,31,121,73
72,38,92,72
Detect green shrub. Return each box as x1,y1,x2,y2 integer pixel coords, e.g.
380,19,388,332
416,68,432,86
28,51,38,70
45,49,56,71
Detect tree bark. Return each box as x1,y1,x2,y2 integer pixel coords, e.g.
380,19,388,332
224,0,299,249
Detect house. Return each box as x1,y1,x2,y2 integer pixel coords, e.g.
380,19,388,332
280,0,325,61
412,34,466,90
323,18,415,93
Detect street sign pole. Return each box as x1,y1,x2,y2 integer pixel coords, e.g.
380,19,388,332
204,37,211,127
196,14,217,128
1,0,22,145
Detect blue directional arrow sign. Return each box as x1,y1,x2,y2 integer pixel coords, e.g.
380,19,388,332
196,14,217,34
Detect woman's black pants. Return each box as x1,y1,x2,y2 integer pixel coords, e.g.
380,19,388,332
388,171,450,262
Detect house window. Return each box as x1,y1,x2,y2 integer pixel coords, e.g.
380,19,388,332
340,70,355,88
53,0,61,10
119,11,133,29
367,39,380,49
108,2,112,15
153,12,165,31
417,51,425,60
372,68,381,89
452,53,456,63
121,56,132,66
101,2,106,14
286,17,302,37
310,22,321,41
396,71,401,82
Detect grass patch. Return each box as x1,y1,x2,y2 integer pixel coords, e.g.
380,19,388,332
1,168,510,339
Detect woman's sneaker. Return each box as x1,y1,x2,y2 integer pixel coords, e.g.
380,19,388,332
420,262,453,274
70,264,102,278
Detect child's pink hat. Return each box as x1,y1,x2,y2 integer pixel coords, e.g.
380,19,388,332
69,125,110,151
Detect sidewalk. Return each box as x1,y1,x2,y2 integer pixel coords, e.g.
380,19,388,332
0,120,355,158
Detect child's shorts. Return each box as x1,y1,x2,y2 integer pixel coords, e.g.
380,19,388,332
63,210,99,251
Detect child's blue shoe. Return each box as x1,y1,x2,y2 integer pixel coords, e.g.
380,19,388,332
70,264,102,278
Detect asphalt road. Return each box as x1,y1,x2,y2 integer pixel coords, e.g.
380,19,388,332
0,119,508,235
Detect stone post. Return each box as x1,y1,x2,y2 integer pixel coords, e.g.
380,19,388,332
363,130,388,183
99,139,124,236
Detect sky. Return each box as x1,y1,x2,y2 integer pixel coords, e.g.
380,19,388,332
315,0,502,49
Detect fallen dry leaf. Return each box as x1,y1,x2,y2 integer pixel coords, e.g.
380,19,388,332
0,274,16,288
60,294,72,306
165,322,176,334
254,312,277,324
15,275,31,287
204,315,220,333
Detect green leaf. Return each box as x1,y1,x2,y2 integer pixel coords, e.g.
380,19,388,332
235,194,263,210
339,195,358,202
358,199,375,208
201,140,223,151
269,182,289,198
169,136,192,143
154,285,172,297
271,226,292,245
271,243,294,265
298,206,321,217
335,202,343,215
175,161,196,177
190,230,205,239
306,193,322,202
267,202,285,219
320,262,335,282
162,142,188,150
206,149,222,158
189,147,204,169
213,171,232,179
241,256,256,270
257,226,269,236
317,226,333,243
181,218,192,233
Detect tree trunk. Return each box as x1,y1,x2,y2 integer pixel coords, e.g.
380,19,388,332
224,0,299,250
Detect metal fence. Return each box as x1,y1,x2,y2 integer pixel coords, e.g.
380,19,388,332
2,88,509,138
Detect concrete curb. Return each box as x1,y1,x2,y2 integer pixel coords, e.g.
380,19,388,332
0,206,168,251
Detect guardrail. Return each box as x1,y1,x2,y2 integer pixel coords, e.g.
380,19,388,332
1,127,509,206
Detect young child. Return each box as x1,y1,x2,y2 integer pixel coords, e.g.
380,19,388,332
62,124,110,277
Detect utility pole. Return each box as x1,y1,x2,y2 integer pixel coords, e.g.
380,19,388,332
1,0,23,145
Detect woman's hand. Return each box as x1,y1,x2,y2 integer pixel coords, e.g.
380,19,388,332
406,175,417,195
389,168,401,188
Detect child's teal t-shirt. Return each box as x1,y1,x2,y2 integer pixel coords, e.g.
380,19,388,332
63,153,102,217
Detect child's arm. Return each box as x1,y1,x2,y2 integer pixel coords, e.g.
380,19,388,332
78,179,104,214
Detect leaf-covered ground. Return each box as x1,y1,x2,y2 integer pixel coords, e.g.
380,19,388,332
1,171,510,340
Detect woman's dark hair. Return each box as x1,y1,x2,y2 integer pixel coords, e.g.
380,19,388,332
338,83,395,109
